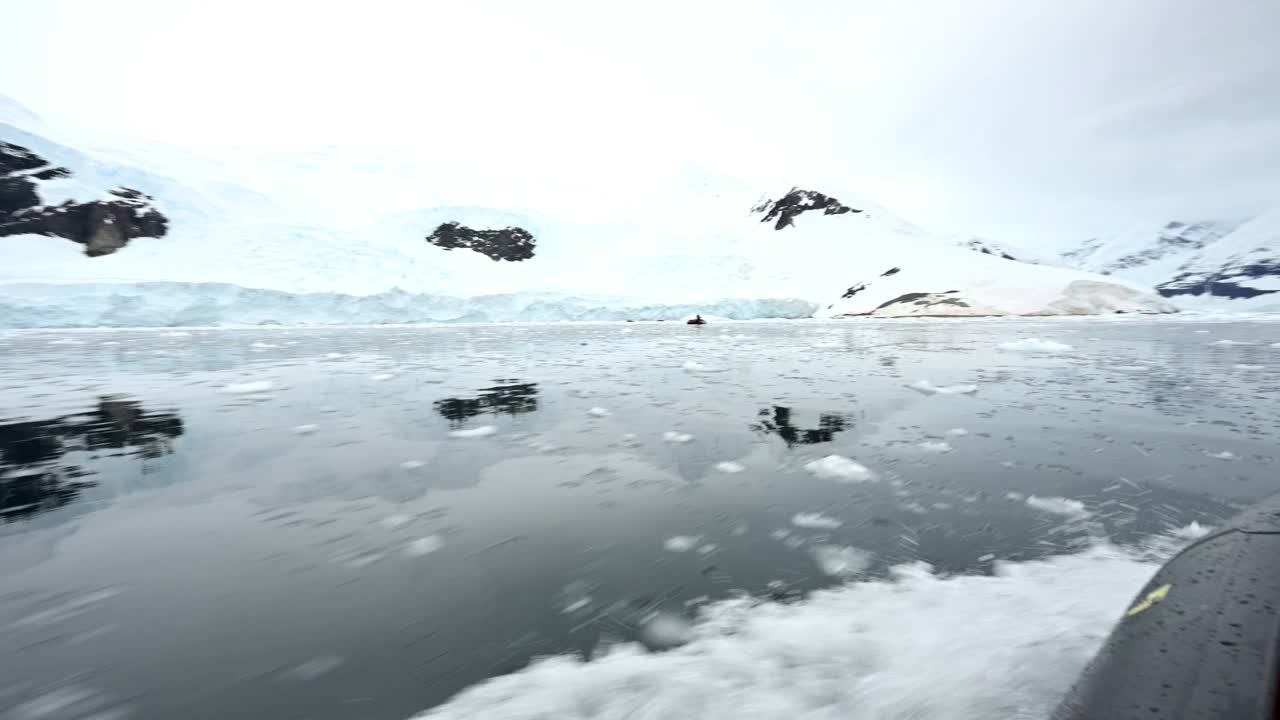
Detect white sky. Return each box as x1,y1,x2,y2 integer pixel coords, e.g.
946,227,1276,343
3,0,1278,246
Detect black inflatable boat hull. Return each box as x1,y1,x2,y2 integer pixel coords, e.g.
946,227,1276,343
1053,495,1280,719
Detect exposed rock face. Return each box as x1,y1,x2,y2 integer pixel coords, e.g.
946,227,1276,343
1158,259,1280,299
0,142,168,256
751,188,861,230
957,238,1019,261
426,221,536,262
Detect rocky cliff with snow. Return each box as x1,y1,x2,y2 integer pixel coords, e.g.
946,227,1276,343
0,94,1178,326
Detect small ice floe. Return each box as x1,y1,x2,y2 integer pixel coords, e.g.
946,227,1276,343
638,611,694,649
369,373,396,381
380,514,412,529
791,512,843,529
810,544,872,577
1235,364,1265,371
221,380,278,394
286,654,345,681
662,431,694,443
713,461,744,474
250,341,277,349
450,425,496,439
562,597,592,614
804,455,875,482
907,380,979,396
1210,339,1252,346
997,338,1074,354
1205,450,1236,460
1271,342,1280,348
697,543,719,555
1025,495,1089,517
682,361,706,372
1000,461,1017,468
325,352,344,359
48,338,86,345
292,424,319,435
769,529,791,541
945,428,969,437
663,535,702,552
400,460,425,470
918,441,952,453
1112,365,1150,372
1005,491,1025,501
587,407,611,417
977,553,996,562
1194,330,1211,334
405,535,444,557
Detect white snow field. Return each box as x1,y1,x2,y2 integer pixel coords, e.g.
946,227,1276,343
2,95,1177,326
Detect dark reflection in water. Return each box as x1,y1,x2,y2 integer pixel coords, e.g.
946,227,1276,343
0,397,184,521
433,380,539,426
751,406,849,447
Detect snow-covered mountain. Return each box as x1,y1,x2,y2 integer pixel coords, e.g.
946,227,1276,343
1,95,1176,326
1058,216,1279,310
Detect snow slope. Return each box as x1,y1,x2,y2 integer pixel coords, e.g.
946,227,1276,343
2,94,1176,324
1059,220,1245,286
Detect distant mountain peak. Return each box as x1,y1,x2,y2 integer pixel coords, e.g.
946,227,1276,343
750,188,861,230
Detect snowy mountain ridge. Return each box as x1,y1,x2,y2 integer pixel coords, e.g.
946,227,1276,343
1,94,1178,326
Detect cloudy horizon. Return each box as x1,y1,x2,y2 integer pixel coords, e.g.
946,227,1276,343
3,0,1277,247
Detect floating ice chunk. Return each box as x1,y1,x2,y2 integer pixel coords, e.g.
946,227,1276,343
811,544,872,577
945,428,969,437
1271,342,1280,348
400,460,425,470
1210,339,1252,346
682,361,706,372
977,553,996,562
292,424,319,435
1005,491,1025,501
1234,364,1264,371
369,373,396,381
450,425,496,439
405,536,444,557
325,352,343,359
804,455,875,482
1112,365,1150,372
639,611,694,649
697,543,719,555
587,407,611,417
713,461,744,474
1206,450,1235,460
250,341,277,349
1026,495,1088,517
1170,521,1213,539
662,431,694,443
918,441,952,453
997,339,1074,354
381,514,412,529
563,597,592,614
769,529,791,541
48,338,86,345
792,512,843,529
221,380,278,394
907,380,979,396
663,535,702,552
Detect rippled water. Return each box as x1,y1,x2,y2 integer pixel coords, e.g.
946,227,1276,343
1,318,1278,720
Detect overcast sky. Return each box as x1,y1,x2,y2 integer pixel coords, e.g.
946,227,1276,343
3,0,1278,247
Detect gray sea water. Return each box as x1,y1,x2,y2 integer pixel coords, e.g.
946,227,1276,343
1,318,1278,720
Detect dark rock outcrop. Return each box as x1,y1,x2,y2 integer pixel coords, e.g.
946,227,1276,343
426,221,536,262
1158,259,1280,299
751,188,861,230
871,290,969,313
0,142,168,256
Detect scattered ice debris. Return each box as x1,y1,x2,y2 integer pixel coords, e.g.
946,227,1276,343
662,431,694,443
811,544,873,577
1205,450,1236,460
682,361,706,372
1170,521,1213,539
369,373,396,381
945,428,969,437
697,544,719,555
997,339,1074,354
325,352,344,359
1025,495,1088,517
405,536,444,557
1235,364,1265,371
663,535,702,552
639,611,694,649
221,380,278,394
287,654,345,681
1005,491,1025,501
907,380,979,396
400,460,425,470
48,338,87,345
792,512,843,529
165,331,192,337
1210,339,1252,346
250,341,277,349
804,455,875,482
918,441,953,453
562,597,592,614
587,407,611,417
977,553,996,562
292,424,319,435
380,514,412,529
769,529,792,541
713,461,745,474
450,425,496,439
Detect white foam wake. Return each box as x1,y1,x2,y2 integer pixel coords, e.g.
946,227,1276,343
415,542,1174,719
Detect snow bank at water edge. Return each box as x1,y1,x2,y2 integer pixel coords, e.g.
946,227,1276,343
415,534,1202,720
0,282,817,328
